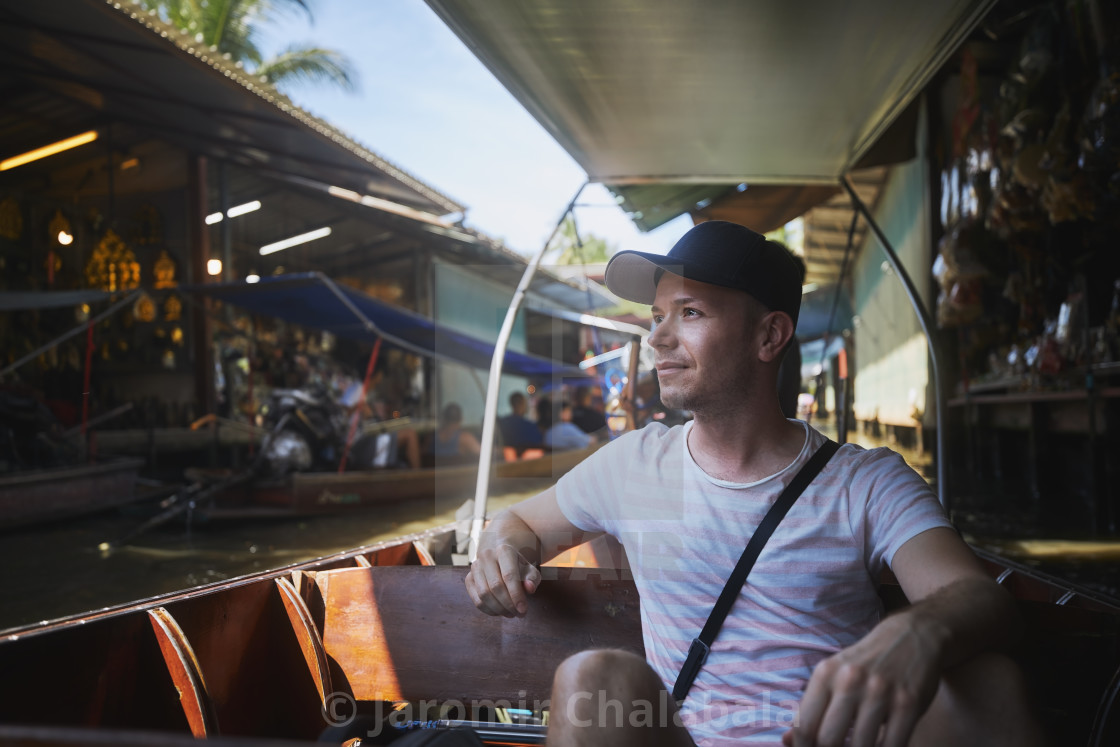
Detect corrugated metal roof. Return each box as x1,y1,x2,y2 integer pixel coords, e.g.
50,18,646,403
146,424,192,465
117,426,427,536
0,0,464,215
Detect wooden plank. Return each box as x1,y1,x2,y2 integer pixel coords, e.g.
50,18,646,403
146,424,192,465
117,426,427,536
160,577,327,739
274,578,333,707
147,608,219,737
317,566,642,704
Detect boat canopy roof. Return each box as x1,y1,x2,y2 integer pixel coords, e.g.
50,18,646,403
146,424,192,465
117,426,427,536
423,0,993,229
193,273,588,379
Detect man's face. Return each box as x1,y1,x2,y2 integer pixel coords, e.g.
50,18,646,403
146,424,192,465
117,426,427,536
648,274,759,413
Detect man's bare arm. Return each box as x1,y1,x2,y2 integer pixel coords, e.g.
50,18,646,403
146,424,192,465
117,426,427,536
788,527,1019,747
465,486,599,617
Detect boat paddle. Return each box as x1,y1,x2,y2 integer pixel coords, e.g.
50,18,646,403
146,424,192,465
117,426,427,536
99,466,257,551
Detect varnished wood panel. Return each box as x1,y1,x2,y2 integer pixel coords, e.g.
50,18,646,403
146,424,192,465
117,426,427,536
317,566,642,704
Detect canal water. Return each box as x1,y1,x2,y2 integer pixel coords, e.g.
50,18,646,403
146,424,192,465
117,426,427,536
0,486,535,632
2,424,1117,632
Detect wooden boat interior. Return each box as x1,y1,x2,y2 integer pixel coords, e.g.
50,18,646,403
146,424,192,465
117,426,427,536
0,528,1118,746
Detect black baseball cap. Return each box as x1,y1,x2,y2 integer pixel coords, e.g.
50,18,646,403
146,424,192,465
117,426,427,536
604,220,803,326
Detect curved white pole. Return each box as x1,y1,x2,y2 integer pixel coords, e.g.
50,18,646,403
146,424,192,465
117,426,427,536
840,176,948,509
467,182,588,562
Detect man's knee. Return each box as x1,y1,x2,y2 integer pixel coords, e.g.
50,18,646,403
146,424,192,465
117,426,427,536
553,649,654,696
550,649,689,746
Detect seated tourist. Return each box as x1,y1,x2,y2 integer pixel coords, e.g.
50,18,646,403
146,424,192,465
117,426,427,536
498,391,542,454
542,399,595,451
428,402,481,463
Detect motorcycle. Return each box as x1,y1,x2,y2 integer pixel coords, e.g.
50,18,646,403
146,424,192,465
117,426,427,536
257,384,348,477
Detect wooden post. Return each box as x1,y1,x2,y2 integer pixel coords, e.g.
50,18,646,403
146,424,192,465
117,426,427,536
188,156,216,424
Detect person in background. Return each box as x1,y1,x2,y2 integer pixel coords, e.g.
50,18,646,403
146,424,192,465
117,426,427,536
543,399,595,451
570,385,610,439
498,391,542,454
430,402,481,462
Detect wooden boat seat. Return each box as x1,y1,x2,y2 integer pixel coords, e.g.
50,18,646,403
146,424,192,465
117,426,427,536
882,559,1120,746
307,564,642,706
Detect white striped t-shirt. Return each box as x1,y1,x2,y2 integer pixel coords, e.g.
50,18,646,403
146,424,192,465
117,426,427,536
555,420,952,745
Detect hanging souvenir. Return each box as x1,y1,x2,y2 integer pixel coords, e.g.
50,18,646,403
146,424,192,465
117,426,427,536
85,229,140,292
0,197,21,240
1040,102,1094,224
153,249,177,289
163,293,183,322
133,292,157,323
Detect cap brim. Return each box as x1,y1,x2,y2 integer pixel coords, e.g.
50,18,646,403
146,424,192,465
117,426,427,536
604,251,686,305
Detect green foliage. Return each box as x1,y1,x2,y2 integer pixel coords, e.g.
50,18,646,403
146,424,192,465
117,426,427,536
137,0,356,93
545,215,615,265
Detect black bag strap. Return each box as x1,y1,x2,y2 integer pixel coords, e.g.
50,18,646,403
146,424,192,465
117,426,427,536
671,438,840,702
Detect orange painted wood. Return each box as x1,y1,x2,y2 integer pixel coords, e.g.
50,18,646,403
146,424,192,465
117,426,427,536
147,607,219,737
413,540,436,566
275,578,333,707
316,565,642,704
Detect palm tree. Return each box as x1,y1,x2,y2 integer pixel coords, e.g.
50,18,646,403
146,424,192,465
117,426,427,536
137,0,356,93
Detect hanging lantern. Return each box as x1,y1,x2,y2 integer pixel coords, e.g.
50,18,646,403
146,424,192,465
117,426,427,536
49,209,73,246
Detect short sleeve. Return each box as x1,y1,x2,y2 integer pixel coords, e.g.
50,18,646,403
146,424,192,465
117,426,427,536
554,425,662,534
847,448,953,579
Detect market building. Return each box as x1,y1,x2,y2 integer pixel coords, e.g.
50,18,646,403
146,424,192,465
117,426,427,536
0,0,627,470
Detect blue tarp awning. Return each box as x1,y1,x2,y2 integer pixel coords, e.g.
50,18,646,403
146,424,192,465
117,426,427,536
0,289,113,311
192,273,586,380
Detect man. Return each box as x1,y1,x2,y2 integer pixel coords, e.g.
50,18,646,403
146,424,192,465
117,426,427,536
466,221,1038,746
498,391,543,454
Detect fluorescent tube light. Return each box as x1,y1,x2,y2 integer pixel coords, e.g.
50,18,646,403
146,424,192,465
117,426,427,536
0,131,99,171
259,226,331,255
228,200,261,218
245,274,260,284
205,200,262,225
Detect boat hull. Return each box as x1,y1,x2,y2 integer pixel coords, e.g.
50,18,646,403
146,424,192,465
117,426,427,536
1,529,1116,746
0,458,144,530
198,446,598,520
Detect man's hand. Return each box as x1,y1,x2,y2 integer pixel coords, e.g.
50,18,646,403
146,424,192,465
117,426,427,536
783,612,943,747
465,543,542,617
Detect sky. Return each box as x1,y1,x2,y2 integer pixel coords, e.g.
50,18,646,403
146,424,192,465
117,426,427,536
260,0,693,259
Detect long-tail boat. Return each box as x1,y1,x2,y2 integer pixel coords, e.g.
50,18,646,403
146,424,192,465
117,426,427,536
186,445,600,521
5,2,1120,747
0,527,1118,746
